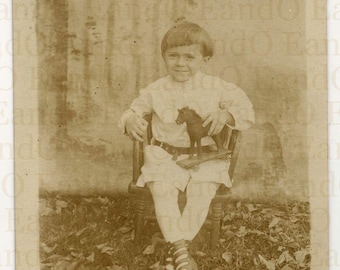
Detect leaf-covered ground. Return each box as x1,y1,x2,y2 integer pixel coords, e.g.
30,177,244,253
40,194,310,270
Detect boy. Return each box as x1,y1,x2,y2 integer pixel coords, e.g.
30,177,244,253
118,22,254,270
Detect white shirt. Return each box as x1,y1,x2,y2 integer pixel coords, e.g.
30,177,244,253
118,71,255,147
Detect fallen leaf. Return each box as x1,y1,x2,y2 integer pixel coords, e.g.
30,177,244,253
86,252,95,263
130,230,135,241
82,198,93,203
41,243,57,254
195,251,206,257
71,252,81,258
149,261,160,269
56,200,68,208
221,224,232,231
41,253,62,263
268,236,279,243
236,201,242,209
224,230,235,240
41,263,53,270
80,238,87,245
101,246,114,255
242,212,250,219
283,251,295,263
66,261,79,270
96,243,115,255
222,214,233,222
278,246,285,252
278,252,286,265
294,249,309,264
292,205,300,214
76,265,90,270
143,245,155,255
245,203,257,212
54,260,69,269
96,243,106,249
249,229,265,236
289,217,299,223
280,233,294,244
269,217,281,228
221,251,232,264
40,206,55,216
118,226,132,234
274,227,283,233
281,265,293,270
97,196,110,205
235,226,248,237
75,227,88,237
258,255,275,270
88,222,98,229
107,265,127,270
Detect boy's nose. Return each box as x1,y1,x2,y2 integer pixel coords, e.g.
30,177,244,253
176,56,185,66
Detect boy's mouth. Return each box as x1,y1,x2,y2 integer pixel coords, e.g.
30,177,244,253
174,70,189,73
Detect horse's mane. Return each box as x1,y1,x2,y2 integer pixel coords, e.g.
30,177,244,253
179,106,203,123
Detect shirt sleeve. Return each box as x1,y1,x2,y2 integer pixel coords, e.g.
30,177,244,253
219,83,255,130
117,88,153,134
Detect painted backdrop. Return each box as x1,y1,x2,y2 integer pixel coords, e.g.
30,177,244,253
34,0,321,201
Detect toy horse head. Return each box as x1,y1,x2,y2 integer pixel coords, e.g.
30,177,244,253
175,106,202,125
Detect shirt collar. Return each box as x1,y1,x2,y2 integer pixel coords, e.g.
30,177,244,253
168,71,203,90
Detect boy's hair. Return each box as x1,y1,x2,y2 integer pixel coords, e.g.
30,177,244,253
161,22,214,57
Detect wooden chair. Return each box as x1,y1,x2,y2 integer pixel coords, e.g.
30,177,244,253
128,115,241,247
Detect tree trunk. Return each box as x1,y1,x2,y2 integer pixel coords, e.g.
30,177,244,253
53,0,69,138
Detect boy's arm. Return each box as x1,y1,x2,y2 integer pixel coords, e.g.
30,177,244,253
118,109,137,134
219,84,255,130
118,89,153,135
203,109,235,136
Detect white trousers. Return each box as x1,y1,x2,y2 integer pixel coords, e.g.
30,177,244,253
137,146,232,191
147,181,220,243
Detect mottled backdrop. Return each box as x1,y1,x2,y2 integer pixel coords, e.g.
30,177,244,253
33,0,324,201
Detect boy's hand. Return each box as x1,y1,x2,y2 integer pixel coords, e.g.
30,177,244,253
125,115,148,142
203,110,235,136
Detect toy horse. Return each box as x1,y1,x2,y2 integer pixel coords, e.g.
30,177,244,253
176,107,226,159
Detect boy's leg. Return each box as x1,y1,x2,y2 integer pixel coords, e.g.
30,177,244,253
146,182,185,243
180,181,220,241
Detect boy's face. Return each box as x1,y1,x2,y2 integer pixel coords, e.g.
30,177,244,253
163,44,209,82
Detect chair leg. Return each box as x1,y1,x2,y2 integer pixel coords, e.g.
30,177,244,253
210,200,222,248
134,196,146,243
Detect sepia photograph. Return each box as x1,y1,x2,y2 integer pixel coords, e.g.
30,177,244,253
13,0,330,269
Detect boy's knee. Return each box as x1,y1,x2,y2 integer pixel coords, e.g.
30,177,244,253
147,182,178,197
204,183,220,199
187,182,220,198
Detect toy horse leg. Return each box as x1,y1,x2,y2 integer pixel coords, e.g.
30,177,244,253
197,139,202,159
189,139,195,159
